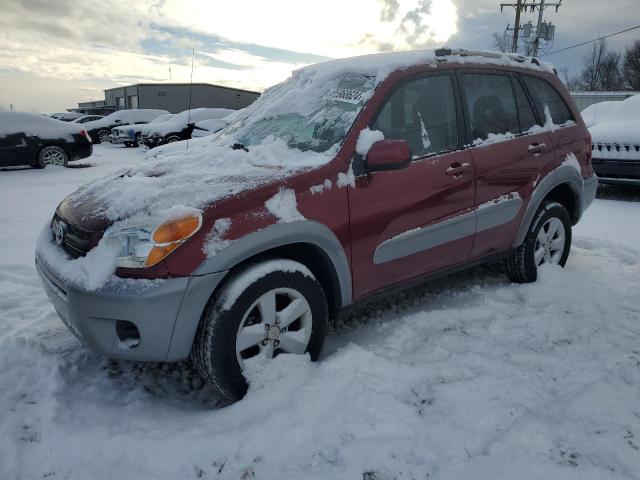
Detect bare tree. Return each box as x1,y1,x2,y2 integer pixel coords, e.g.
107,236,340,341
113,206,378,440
559,67,582,91
492,32,508,53
580,39,624,91
623,39,640,90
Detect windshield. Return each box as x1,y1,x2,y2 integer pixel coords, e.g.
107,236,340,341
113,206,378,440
218,73,377,154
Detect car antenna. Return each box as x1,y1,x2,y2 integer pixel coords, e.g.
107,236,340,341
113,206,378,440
186,47,195,150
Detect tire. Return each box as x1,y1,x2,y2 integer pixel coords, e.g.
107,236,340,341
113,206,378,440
134,133,141,147
192,259,328,403
165,135,181,144
124,142,133,148
506,201,572,283
97,130,110,144
36,146,68,168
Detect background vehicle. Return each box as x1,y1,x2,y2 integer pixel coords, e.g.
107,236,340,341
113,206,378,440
37,50,596,403
111,113,174,147
580,101,619,127
589,94,640,185
191,109,245,138
72,115,104,124
84,109,169,144
49,112,84,122
0,111,92,168
142,108,234,148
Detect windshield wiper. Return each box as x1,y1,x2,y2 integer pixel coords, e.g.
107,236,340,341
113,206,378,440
231,143,249,152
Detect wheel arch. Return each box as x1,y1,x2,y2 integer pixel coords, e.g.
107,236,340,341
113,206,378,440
513,165,584,248
194,220,352,313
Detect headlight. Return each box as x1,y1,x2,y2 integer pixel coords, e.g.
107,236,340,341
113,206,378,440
104,212,202,268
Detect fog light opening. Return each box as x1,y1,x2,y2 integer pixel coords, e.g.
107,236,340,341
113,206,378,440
116,320,140,349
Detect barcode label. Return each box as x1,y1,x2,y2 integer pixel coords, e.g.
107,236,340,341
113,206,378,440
325,88,365,104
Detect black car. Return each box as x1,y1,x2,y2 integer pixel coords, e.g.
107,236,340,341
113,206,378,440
0,111,93,168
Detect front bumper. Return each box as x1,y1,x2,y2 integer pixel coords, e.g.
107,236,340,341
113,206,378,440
142,136,163,148
592,158,640,186
582,173,598,212
36,254,227,362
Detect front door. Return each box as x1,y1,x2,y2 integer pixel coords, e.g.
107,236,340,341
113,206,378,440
348,72,476,300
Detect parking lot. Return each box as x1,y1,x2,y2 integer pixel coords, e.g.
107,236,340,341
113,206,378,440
1,144,639,478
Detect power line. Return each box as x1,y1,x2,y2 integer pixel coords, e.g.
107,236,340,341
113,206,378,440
560,0,640,36
540,25,640,56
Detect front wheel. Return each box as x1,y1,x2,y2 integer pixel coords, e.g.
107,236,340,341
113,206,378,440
165,135,181,144
506,201,572,283
192,259,328,403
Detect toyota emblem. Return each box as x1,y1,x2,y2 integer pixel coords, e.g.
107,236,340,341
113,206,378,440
53,220,65,246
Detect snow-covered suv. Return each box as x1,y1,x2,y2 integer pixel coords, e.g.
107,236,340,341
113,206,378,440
36,49,597,403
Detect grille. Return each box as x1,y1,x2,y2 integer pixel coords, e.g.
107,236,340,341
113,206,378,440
592,143,640,153
52,213,93,258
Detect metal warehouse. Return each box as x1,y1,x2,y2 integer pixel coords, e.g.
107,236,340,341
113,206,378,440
74,83,260,114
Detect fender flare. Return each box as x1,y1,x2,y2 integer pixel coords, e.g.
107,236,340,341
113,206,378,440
512,165,584,248
193,220,353,307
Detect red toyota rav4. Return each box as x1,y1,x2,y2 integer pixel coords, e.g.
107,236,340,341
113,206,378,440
36,49,597,402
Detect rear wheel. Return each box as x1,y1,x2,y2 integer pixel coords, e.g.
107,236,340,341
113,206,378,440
165,135,181,144
506,201,572,283
36,146,68,168
192,259,328,403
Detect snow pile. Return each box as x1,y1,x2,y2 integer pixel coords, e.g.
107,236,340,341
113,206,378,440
355,127,385,156
477,191,521,210
221,259,313,309
265,188,305,223
35,224,120,291
309,179,333,194
580,101,620,128
202,218,232,257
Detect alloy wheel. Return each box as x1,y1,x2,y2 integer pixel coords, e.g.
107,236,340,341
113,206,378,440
235,287,313,368
534,217,566,266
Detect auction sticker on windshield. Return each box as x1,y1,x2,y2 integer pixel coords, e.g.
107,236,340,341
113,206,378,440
325,88,365,104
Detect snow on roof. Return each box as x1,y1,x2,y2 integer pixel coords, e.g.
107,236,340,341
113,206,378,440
296,48,556,83
0,111,85,138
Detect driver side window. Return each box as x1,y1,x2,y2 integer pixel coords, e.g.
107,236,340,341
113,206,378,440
372,74,460,158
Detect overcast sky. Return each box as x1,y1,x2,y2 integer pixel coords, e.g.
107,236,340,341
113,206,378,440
0,0,638,113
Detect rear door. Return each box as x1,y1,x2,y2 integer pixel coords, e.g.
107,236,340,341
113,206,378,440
521,74,586,166
458,71,555,257
349,71,476,299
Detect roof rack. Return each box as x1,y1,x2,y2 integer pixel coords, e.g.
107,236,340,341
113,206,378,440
434,48,503,59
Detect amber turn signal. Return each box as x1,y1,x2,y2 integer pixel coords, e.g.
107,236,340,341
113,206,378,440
152,215,201,244
144,214,202,267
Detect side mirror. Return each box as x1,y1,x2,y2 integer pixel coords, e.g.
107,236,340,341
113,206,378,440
365,139,411,172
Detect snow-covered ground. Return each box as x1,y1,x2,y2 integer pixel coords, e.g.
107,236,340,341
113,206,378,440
1,144,640,479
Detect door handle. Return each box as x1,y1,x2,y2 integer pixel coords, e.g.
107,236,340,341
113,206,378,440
446,162,471,176
528,142,547,154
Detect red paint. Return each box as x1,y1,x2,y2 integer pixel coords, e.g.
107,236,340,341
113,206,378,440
58,59,591,303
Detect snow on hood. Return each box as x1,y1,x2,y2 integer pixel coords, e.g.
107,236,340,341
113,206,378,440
0,111,86,138
70,137,336,222
580,101,619,128
589,94,640,145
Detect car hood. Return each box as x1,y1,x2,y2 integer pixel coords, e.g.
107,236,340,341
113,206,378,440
59,136,337,230
590,120,639,145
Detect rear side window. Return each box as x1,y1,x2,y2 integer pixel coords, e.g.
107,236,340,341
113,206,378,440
459,73,519,142
522,76,573,125
372,74,460,158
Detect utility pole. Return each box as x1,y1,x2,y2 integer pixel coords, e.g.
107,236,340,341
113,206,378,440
500,0,524,53
500,0,562,56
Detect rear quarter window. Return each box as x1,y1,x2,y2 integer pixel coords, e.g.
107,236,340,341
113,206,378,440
522,76,574,125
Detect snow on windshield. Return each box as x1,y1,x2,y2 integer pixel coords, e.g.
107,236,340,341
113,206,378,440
219,73,376,153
